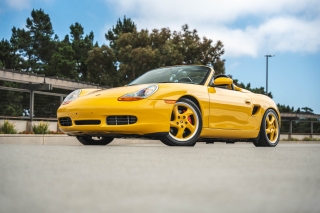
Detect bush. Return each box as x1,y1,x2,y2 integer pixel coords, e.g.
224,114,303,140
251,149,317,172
32,121,50,134
302,137,320,141
0,120,18,134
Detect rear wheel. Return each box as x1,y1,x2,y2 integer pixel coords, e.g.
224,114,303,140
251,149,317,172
254,109,279,147
76,136,114,145
160,98,202,146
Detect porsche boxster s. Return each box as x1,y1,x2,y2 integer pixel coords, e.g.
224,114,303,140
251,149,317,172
57,65,280,147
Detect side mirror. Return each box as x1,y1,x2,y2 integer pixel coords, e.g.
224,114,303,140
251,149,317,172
213,77,233,86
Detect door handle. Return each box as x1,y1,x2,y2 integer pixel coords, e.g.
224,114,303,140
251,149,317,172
245,100,251,104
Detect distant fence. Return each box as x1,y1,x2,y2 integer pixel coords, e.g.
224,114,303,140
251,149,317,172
0,86,67,120
281,120,320,139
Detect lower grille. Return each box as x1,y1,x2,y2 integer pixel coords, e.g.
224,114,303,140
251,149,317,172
59,117,72,126
107,116,137,125
74,120,101,125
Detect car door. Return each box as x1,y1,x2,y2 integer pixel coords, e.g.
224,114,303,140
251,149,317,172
208,87,252,130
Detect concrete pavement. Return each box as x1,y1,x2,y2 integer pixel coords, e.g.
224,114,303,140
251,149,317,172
1,143,320,213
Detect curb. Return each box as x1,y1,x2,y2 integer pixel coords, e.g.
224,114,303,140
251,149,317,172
0,134,161,145
0,135,319,145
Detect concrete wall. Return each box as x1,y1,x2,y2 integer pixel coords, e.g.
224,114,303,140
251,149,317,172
0,119,59,132
280,134,320,140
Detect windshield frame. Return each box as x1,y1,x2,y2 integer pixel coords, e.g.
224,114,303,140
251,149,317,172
128,65,212,86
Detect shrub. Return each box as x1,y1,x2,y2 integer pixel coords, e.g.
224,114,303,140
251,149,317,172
32,121,50,134
0,120,18,134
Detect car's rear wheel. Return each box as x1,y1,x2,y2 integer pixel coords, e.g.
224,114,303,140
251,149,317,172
160,98,202,146
254,109,280,147
76,136,114,145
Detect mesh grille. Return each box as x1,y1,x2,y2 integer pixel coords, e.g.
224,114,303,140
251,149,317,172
59,117,72,126
107,116,137,125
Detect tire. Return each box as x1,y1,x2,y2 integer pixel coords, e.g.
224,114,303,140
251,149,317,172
254,109,280,147
160,98,202,146
76,136,114,145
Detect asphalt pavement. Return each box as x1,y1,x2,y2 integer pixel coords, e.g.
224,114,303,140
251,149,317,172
1,142,320,213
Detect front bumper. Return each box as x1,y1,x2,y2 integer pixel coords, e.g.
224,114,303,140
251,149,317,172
57,99,173,136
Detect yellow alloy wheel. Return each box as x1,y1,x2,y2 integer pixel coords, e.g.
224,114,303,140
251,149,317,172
254,109,280,147
265,113,279,143
169,102,199,141
161,98,202,146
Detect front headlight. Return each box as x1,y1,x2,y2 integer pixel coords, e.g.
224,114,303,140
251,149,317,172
62,89,81,105
118,84,158,101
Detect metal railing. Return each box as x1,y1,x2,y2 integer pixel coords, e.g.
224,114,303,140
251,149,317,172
0,86,67,121
281,120,320,138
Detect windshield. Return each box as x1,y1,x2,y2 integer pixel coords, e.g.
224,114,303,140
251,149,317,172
128,66,211,86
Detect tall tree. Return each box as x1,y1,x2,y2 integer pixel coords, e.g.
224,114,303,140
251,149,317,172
10,9,57,72
113,24,226,84
0,39,19,69
46,42,78,79
171,24,225,74
86,45,118,86
105,16,136,49
68,22,95,80
301,107,313,114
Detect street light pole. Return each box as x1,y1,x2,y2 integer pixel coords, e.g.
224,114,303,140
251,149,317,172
265,55,275,95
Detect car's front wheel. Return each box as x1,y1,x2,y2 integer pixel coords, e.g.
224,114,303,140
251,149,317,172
76,136,114,145
160,98,202,146
254,109,280,147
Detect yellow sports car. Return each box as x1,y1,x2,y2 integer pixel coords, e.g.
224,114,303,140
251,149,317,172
57,65,280,147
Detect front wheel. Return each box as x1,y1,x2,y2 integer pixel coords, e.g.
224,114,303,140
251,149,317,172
254,109,280,147
160,98,202,146
76,136,114,145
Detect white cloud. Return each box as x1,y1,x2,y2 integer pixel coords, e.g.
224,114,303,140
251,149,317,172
6,0,30,10
5,0,54,11
104,0,320,57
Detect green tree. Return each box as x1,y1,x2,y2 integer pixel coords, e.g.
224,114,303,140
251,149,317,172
10,9,57,73
171,24,225,74
0,39,19,69
277,104,295,113
68,22,96,80
150,28,184,67
110,24,226,84
301,107,313,114
46,42,78,79
86,45,118,86
105,16,136,49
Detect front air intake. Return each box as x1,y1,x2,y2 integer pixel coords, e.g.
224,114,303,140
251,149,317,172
59,117,72,126
106,116,137,125
74,120,101,125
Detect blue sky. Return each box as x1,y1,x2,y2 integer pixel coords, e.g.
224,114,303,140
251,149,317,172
0,0,319,114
